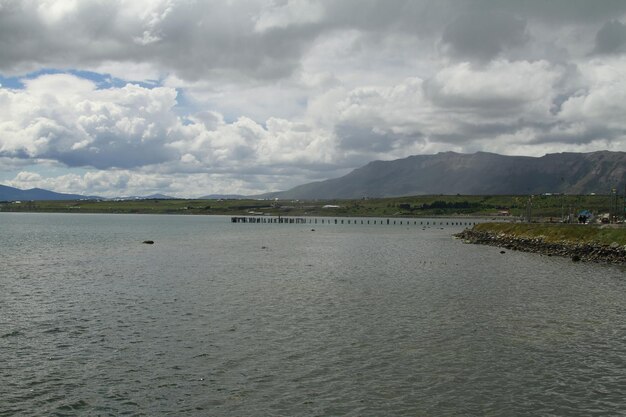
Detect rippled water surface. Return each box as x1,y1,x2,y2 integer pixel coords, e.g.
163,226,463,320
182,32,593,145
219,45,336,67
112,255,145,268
1,213,626,416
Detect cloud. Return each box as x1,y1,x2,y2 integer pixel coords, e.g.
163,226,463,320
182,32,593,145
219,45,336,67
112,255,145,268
314,59,626,158
0,72,351,193
7,169,165,197
493,0,626,24
0,0,316,82
0,74,179,169
2,1,626,196
1,1,625,84
441,11,528,61
559,57,626,131
424,60,559,115
4,167,340,198
593,20,626,55
254,0,325,32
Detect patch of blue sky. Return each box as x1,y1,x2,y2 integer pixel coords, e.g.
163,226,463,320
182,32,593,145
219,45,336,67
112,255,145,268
67,69,161,89
32,164,90,178
0,74,25,89
0,162,90,182
173,88,199,121
1,68,162,90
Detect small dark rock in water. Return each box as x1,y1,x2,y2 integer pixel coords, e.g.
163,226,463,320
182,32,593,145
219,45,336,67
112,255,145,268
142,240,154,244
572,255,581,262
311,229,315,231
500,250,506,254
261,246,267,249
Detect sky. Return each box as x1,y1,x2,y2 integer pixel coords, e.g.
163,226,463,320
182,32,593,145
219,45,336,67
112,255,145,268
1,0,626,197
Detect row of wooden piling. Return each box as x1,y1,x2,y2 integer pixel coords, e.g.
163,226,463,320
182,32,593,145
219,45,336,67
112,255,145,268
231,216,477,226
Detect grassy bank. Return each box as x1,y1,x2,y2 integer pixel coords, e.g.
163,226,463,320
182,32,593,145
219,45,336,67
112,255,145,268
0,193,623,218
472,222,626,246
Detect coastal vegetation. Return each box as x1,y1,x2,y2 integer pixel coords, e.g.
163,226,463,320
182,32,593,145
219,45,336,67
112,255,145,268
471,222,626,246
0,193,623,220
457,222,626,264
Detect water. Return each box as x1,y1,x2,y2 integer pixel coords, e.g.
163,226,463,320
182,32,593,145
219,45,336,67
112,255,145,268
1,213,625,416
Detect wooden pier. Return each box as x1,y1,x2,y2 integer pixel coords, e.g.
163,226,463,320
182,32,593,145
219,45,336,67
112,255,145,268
231,216,308,224
231,216,478,227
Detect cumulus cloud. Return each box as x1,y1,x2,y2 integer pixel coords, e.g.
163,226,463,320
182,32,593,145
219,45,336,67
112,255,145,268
0,74,179,168
1,0,626,196
558,57,626,135
424,60,559,115
7,169,169,197
0,73,350,194
4,168,336,198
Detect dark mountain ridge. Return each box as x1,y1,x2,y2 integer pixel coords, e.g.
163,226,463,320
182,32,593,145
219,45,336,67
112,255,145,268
272,151,626,199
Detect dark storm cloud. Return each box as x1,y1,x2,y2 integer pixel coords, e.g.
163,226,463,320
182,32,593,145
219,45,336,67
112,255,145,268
0,123,176,170
0,1,136,69
0,0,453,81
476,0,626,23
150,1,321,81
441,11,527,61
47,139,175,170
431,121,533,144
532,125,622,146
322,0,626,38
0,1,318,81
1,0,625,82
593,20,626,54
335,124,414,153
423,77,529,113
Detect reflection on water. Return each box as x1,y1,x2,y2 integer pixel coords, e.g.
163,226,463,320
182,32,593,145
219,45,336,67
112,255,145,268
1,213,625,416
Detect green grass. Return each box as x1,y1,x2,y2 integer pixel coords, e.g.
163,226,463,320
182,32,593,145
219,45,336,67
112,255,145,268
0,193,624,219
473,222,626,246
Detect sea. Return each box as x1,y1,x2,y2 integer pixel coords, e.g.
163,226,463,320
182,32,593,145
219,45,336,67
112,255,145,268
1,213,625,416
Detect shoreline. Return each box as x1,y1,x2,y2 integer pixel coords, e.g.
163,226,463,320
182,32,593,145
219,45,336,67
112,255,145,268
456,224,626,265
2,193,622,219
0,209,503,220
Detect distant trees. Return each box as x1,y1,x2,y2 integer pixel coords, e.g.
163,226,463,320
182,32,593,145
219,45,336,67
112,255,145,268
395,200,491,214
420,200,479,210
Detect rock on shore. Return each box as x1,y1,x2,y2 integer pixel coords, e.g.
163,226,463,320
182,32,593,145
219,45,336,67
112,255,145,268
455,228,626,265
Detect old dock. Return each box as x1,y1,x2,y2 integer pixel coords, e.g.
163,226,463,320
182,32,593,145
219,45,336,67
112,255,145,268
231,216,478,227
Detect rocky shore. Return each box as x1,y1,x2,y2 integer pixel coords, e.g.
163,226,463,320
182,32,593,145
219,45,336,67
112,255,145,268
456,228,626,265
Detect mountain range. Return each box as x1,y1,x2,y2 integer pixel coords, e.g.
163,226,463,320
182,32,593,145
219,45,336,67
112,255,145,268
2,151,625,201
269,151,626,199
0,184,99,202
0,185,178,202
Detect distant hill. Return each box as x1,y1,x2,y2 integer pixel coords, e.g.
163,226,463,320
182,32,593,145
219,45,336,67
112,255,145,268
113,193,178,200
198,194,247,200
142,193,177,200
271,151,626,199
0,184,100,201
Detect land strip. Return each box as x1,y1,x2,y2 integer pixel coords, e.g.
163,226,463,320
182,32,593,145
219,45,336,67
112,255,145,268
456,223,626,264
0,194,623,218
